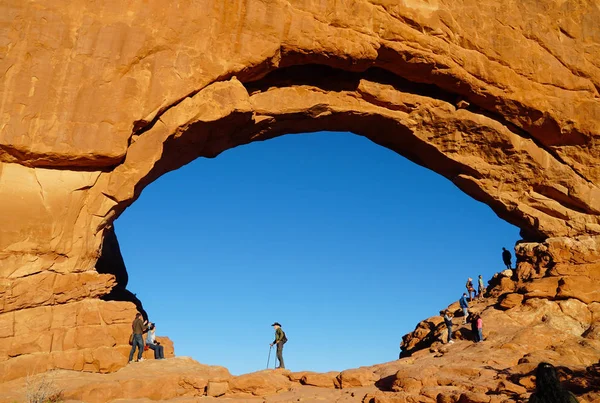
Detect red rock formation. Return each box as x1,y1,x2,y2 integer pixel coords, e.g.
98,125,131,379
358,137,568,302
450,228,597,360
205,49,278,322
1,291,598,403
0,0,599,388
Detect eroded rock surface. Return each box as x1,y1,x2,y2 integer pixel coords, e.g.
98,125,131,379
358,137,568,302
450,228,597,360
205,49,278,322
0,0,600,390
1,289,599,403
1,0,600,276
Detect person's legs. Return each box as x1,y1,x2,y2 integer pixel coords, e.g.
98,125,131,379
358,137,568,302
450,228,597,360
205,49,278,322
128,341,137,362
447,325,452,343
158,345,165,359
478,329,483,342
276,342,285,369
148,343,159,359
134,335,144,360
462,308,468,323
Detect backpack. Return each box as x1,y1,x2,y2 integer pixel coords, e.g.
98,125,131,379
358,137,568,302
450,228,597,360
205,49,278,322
282,332,288,344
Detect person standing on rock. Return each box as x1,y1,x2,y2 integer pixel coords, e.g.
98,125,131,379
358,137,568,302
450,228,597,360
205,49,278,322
269,322,287,369
441,310,454,344
129,313,148,363
477,275,485,301
502,247,512,270
466,278,475,301
459,293,470,324
146,323,165,360
476,315,483,342
529,362,579,403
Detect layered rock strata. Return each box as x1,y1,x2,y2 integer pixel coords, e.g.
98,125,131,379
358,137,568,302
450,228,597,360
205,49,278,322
0,0,599,381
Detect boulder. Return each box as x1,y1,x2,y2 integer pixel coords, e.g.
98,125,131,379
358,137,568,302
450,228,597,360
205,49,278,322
337,368,377,388
300,371,339,388
498,293,524,310
207,381,229,397
227,370,292,396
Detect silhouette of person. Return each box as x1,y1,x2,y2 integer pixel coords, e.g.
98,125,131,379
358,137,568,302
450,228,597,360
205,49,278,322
470,314,478,341
502,247,512,270
529,362,579,403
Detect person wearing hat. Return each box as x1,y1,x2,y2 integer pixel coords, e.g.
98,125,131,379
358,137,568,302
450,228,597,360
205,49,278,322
146,322,165,360
269,322,287,369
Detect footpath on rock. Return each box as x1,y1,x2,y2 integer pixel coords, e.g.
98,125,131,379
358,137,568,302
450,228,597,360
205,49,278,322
1,258,599,403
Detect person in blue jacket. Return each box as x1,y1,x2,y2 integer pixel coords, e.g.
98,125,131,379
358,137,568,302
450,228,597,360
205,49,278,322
459,293,470,324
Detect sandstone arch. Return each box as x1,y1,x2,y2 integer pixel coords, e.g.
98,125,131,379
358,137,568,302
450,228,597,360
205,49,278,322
0,0,599,381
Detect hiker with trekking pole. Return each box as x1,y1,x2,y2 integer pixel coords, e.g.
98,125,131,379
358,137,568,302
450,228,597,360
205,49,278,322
268,322,287,369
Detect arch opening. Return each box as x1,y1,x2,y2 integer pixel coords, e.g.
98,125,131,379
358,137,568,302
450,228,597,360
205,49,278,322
107,131,520,374
90,62,599,259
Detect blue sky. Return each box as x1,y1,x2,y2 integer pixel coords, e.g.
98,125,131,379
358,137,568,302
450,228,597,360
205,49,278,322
115,131,519,374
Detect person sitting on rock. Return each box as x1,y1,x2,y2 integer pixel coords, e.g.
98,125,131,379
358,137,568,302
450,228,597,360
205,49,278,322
441,310,454,344
502,247,512,270
129,313,148,363
466,278,475,301
529,362,579,403
146,323,165,360
269,322,287,369
459,293,469,324
477,275,485,301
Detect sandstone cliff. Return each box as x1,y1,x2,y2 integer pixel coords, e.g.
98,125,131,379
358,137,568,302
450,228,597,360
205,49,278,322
0,0,599,390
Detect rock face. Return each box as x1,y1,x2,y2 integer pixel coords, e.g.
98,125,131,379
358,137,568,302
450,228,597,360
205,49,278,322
1,290,599,403
0,0,600,383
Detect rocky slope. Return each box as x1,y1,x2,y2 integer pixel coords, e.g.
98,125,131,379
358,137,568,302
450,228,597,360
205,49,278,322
0,238,600,403
1,258,599,403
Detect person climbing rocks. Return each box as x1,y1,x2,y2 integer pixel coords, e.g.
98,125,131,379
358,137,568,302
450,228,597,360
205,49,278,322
476,314,483,342
459,293,470,324
146,322,165,360
466,278,475,301
470,314,479,342
269,322,287,369
529,362,579,403
477,275,485,301
129,313,148,363
441,310,454,344
502,247,512,270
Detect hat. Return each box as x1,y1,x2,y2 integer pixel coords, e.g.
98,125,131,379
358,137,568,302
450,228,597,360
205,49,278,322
271,322,281,327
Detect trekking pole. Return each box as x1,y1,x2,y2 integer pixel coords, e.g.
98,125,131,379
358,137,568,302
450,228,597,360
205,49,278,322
266,345,272,369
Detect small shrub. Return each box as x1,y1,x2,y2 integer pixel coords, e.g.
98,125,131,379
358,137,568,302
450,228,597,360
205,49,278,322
25,371,63,403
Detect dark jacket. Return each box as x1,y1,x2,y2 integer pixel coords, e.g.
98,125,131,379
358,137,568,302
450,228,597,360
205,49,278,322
459,295,469,308
273,328,286,344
